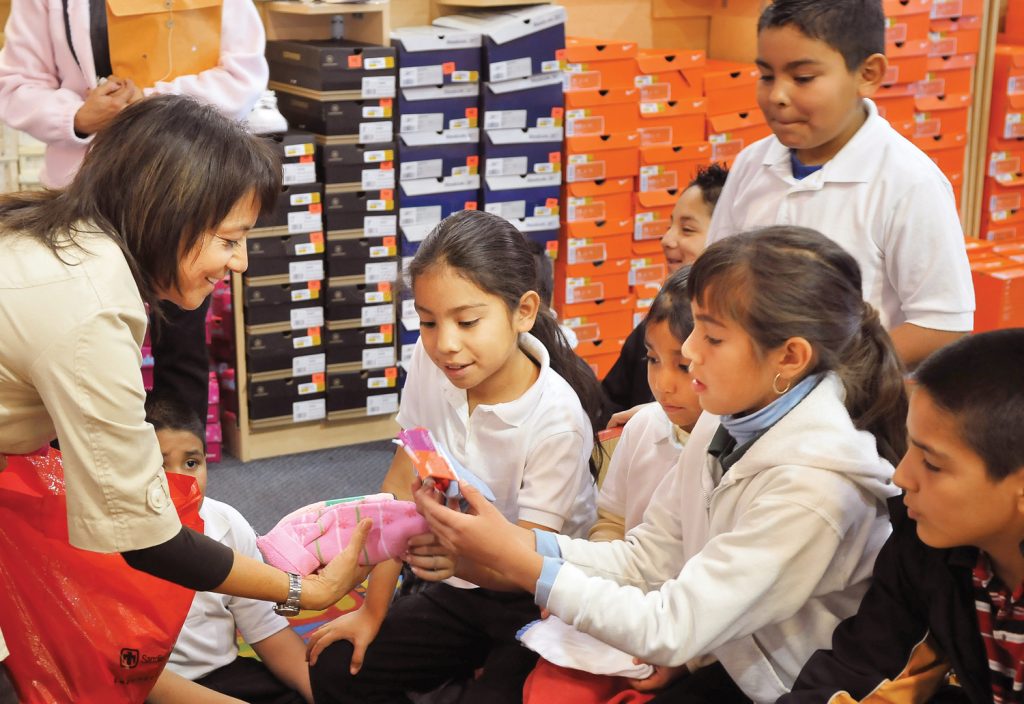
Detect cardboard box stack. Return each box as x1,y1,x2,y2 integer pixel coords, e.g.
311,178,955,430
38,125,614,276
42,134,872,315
964,237,1024,331
390,25,484,370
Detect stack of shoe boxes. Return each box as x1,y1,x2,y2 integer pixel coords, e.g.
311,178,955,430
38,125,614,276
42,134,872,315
984,44,1024,243
391,25,484,369
241,131,329,426
702,60,768,169
435,7,565,277
258,38,402,424
558,36,640,379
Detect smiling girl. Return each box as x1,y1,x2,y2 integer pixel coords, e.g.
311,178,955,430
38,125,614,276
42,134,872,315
416,225,908,703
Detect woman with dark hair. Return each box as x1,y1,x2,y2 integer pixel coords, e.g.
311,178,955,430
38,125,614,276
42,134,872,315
0,96,376,685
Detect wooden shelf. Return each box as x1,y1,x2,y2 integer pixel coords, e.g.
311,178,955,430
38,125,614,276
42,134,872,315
261,0,391,43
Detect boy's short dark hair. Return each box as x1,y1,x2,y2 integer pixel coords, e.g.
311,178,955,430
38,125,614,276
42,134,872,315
145,391,206,452
758,0,885,71
688,163,729,211
913,329,1024,481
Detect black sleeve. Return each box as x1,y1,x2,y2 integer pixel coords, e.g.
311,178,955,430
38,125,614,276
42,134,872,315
780,500,952,703
600,320,654,415
122,525,235,591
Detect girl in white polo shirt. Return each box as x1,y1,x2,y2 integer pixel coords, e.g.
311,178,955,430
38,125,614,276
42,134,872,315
417,226,909,704
307,210,605,704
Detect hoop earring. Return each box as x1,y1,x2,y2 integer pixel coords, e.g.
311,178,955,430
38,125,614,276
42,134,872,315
772,373,791,395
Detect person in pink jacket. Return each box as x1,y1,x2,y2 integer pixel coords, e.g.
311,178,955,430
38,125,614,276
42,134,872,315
0,0,270,188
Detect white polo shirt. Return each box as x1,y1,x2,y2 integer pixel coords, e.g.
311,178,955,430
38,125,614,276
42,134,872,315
599,402,686,533
706,98,974,332
165,498,290,681
397,333,597,538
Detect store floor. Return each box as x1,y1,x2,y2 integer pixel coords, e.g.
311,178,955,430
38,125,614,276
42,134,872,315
207,439,394,534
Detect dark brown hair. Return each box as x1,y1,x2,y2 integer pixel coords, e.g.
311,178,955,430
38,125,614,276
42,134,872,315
689,226,907,465
409,210,606,464
646,265,694,344
758,0,885,71
0,95,281,309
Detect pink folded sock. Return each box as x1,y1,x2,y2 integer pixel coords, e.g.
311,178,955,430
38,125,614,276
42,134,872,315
256,493,429,575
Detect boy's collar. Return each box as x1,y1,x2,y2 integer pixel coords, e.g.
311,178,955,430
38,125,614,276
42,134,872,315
763,98,883,184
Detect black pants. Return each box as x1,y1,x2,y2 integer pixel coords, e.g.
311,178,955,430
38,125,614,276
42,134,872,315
647,662,750,704
195,655,305,704
310,583,541,704
152,298,211,426
0,664,17,704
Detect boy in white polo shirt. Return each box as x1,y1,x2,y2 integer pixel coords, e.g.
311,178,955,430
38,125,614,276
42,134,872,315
707,0,974,369
144,393,312,704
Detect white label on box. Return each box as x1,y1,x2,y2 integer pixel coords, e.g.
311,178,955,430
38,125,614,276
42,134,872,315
640,171,678,193
290,306,325,330
365,149,389,163
402,343,416,368
365,215,397,236
484,110,528,130
292,352,326,377
537,117,556,128
367,199,390,211
363,346,396,370
362,76,396,99
367,376,391,389
366,331,386,345
401,158,444,180
362,304,396,327
486,156,528,177
452,165,470,176
400,65,444,88
297,381,319,395
362,167,396,190
284,143,313,158
541,59,561,73
288,259,325,284
292,398,326,423
369,245,390,257
534,162,555,174
288,210,323,235
452,70,475,83
367,393,399,416
363,105,387,119
364,56,392,71
291,288,313,302
400,205,443,227
401,113,445,134
294,242,317,256
290,192,315,206
449,117,471,130
365,291,387,304
282,162,316,186
359,121,394,144
402,298,417,319
485,200,528,220
512,215,559,233
490,57,533,82
365,261,398,283
293,334,315,349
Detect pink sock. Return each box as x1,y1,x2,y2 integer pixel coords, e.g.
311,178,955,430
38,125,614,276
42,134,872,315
256,494,430,575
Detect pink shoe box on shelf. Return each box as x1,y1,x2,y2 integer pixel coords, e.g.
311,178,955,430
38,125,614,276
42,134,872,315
206,403,220,426
208,370,220,406
217,365,238,415
141,344,155,391
206,442,223,464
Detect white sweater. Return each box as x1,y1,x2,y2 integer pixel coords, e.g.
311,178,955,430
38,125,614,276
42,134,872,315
547,374,899,703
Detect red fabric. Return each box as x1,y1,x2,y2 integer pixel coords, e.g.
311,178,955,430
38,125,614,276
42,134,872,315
0,448,201,704
973,551,1024,704
522,658,656,704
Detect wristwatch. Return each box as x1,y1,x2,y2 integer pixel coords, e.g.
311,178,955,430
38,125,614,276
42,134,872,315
273,572,302,616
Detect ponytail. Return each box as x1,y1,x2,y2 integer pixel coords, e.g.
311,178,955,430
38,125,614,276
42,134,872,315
690,226,907,466
837,303,907,466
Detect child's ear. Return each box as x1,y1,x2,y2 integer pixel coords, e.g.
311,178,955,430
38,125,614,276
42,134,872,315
776,336,815,383
515,290,541,332
857,53,888,97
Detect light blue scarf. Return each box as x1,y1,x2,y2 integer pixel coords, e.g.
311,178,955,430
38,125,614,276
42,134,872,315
720,373,823,446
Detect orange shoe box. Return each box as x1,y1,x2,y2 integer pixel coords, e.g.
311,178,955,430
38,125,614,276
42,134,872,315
562,309,635,345
581,351,621,381
1006,0,1024,43
928,16,982,57
916,53,975,97
990,47,1024,142
706,109,771,165
989,149,1024,179
702,60,760,115
638,142,712,193
564,59,640,92
992,240,1024,259
964,236,997,261
913,93,971,138
884,39,931,86
638,98,707,148
554,267,632,309
971,259,1024,332
566,233,633,274
558,294,634,319
875,82,917,123
883,0,932,18
634,189,678,243
634,49,706,103
561,256,631,282
563,36,639,63
634,281,662,310
885,12,931,48
563,217,633,241
982,220,1024,242
564,178,634,223
575,335,627,360
982,177,1024,226
565,133,640,182
930,0,982,19
913,131,966,174
630,256,668,287
565,88,640,138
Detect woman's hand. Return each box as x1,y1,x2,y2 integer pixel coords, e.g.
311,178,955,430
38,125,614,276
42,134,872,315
306,607,383,673
413,481,542,592
73,75,140,135
627,661,689,693
404,532,456,582
301,518,373,611
606,403,646,429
